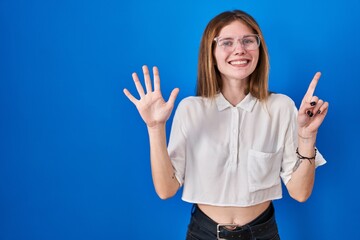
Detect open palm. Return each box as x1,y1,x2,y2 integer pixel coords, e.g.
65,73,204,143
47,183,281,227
123,65,179,128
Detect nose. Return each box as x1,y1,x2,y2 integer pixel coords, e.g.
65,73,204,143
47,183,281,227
233,39,246,54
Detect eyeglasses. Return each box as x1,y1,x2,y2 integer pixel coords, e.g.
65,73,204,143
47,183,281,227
214,34,260,52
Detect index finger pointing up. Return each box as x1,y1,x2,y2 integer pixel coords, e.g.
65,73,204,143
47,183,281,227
305,72,321,102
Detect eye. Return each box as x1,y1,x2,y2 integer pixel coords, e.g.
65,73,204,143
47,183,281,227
243,37,255,44
219,39,234,47
242,37,256,45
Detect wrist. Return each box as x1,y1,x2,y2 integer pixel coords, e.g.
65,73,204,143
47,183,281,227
297,146,316,158
147,123,166,133
293,147,317,171
298,131,317,139
298,131,317,145
297,143,317,159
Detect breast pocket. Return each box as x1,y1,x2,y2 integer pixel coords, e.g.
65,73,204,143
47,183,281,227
248,148,283,192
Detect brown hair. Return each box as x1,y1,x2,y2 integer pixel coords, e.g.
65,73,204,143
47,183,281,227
196,10,270,101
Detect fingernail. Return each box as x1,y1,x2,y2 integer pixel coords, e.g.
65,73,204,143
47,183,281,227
307,110,314,117
310,101,316,106
317,110,321,114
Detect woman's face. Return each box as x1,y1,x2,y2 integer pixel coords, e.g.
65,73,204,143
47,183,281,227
214,20,259,84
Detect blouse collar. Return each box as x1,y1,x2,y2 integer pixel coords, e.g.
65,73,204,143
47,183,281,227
215,92,258,112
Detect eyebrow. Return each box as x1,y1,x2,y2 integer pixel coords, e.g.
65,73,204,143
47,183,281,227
218,34,256,39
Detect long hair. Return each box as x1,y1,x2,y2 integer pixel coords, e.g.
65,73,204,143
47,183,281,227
196,10,270,101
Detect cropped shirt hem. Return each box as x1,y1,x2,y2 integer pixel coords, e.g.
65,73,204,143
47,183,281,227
181,195,283,207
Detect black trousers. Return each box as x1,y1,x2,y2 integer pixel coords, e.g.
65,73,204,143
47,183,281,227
186,203,280,240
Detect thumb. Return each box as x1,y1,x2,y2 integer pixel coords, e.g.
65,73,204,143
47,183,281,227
167,88,180,105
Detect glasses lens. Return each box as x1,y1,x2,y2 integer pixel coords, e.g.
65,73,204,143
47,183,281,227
217,38,235,51
242,35,260,50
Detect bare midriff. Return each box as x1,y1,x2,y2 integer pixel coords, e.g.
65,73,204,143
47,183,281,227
197,200,271,226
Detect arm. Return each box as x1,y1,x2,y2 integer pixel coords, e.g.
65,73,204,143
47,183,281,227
286,72,329,202
123,65,180,199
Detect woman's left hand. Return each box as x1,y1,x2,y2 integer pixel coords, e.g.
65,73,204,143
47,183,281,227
297,72,329,139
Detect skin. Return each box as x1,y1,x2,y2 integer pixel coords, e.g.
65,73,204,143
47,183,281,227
123,20,329,226
213,20,259,106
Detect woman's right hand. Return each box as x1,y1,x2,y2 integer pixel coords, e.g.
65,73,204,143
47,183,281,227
123,65,179,129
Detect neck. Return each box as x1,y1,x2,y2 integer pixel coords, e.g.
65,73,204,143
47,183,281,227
221,78,248,106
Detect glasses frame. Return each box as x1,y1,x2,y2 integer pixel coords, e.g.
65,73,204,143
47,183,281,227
214,34,261,52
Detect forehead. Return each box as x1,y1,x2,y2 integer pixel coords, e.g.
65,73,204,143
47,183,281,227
218,20,254,36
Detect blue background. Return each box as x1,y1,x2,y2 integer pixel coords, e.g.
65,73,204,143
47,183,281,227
1,0,359,239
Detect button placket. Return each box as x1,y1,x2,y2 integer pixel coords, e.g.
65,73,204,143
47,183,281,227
230,108,239,163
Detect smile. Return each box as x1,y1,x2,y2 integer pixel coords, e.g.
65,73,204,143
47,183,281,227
229,60,250,66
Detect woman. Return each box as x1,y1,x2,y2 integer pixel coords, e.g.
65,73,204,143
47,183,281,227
123,10,329,240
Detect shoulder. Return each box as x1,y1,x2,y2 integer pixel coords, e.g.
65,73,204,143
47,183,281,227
178,96,203,105
264,93,297,116
176,96,210,111
266,93,296,109
173,96,210,124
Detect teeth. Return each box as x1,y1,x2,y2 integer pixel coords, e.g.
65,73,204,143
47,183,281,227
231,60,248,65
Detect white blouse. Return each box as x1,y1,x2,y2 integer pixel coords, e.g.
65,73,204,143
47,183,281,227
167,93,326,207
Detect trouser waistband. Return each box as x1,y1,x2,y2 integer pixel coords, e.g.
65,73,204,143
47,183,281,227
190,203,278,239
